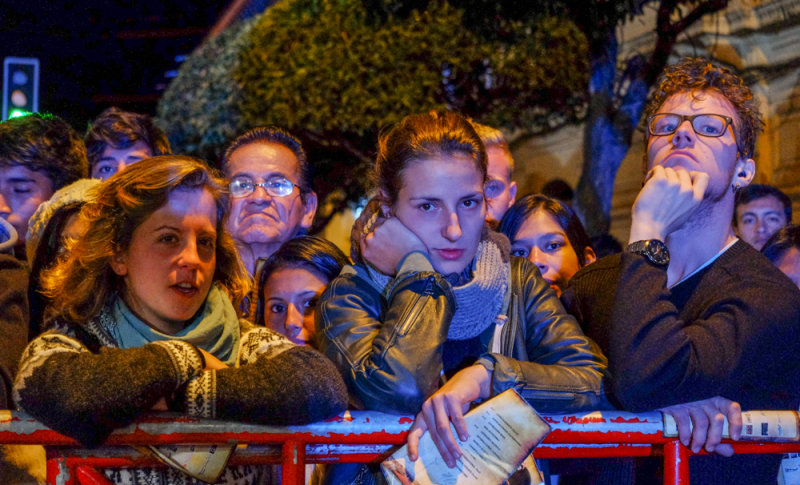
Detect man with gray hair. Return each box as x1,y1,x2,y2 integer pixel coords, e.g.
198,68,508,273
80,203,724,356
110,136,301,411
221,126,318,278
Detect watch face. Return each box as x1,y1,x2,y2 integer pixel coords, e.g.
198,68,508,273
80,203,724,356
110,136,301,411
646,240,669,265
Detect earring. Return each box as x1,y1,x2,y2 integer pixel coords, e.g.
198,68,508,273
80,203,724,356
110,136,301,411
731,182,741,193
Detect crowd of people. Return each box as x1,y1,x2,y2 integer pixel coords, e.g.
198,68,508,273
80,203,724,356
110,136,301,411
0,57,799,485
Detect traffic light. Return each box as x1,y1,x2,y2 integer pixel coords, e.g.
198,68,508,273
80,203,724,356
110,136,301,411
3,57,39,121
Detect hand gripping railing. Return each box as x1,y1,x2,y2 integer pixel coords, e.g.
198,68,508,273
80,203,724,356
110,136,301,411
3,409,800,485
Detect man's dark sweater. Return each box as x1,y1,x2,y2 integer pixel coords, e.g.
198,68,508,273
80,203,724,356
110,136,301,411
563,240,800,484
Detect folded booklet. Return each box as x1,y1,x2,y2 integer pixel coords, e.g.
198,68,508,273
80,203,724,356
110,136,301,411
381,388,550,485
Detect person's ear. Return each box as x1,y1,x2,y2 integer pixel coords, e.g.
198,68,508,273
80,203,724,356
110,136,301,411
733,157,755,189
300,191,318,229
583,246,597,266
377,189,390,203
508,181,518,207
376,189,394,217
110,250,128,276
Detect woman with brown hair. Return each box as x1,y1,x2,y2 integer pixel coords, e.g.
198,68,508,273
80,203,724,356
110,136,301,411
317,111,609,483
14,155,347,483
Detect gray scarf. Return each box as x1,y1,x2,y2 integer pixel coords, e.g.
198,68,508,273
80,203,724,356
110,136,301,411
367,229,510,340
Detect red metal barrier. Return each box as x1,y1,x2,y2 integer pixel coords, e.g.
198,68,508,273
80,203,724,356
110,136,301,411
3,409,800,485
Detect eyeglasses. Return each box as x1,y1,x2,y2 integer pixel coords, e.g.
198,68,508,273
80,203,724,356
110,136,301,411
229,175,300,198
647,113,734,138
484,179,506,200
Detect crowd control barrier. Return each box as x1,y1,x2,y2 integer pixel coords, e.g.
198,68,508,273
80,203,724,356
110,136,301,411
2,409,800,485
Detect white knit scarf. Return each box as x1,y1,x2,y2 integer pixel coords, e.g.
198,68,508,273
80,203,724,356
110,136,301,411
367,229,510,340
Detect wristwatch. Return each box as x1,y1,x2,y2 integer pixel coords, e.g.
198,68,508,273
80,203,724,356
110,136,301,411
627,239,670,266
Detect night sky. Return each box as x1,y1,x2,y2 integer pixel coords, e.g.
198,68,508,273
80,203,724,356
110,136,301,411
1,1,223,130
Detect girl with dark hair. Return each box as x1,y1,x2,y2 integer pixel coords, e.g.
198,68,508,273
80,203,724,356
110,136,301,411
13,156,347,484
498,194,596,297
255,235,349,346
317,111,608,480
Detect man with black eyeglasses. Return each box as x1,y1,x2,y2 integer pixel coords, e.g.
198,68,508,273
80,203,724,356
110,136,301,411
221,127,318,279
562,58,800,484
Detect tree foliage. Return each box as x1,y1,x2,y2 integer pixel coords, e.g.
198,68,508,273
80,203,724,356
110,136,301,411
159,0,589,227
236,0,588,137
157,0,727,233
156,19,256,164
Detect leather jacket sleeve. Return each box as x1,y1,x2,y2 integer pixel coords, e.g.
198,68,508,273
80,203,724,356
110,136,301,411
316,253,455,414
478,258,612,413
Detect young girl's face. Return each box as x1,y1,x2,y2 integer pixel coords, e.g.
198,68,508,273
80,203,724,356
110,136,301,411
392,154,486,275
261,266,327,346
510,209,593,297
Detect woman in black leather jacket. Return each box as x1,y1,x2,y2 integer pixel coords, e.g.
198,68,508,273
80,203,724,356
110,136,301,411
317,111,610,471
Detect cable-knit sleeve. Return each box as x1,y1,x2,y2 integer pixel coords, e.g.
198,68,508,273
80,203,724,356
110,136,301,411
13,329,204,446
176,326,348,424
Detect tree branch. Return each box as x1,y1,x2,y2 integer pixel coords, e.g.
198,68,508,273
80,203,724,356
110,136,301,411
672,0,729,35
645,0,728,86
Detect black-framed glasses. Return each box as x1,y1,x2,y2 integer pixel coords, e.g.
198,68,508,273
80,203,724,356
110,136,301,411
647,113,734,138
229,175,300,198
